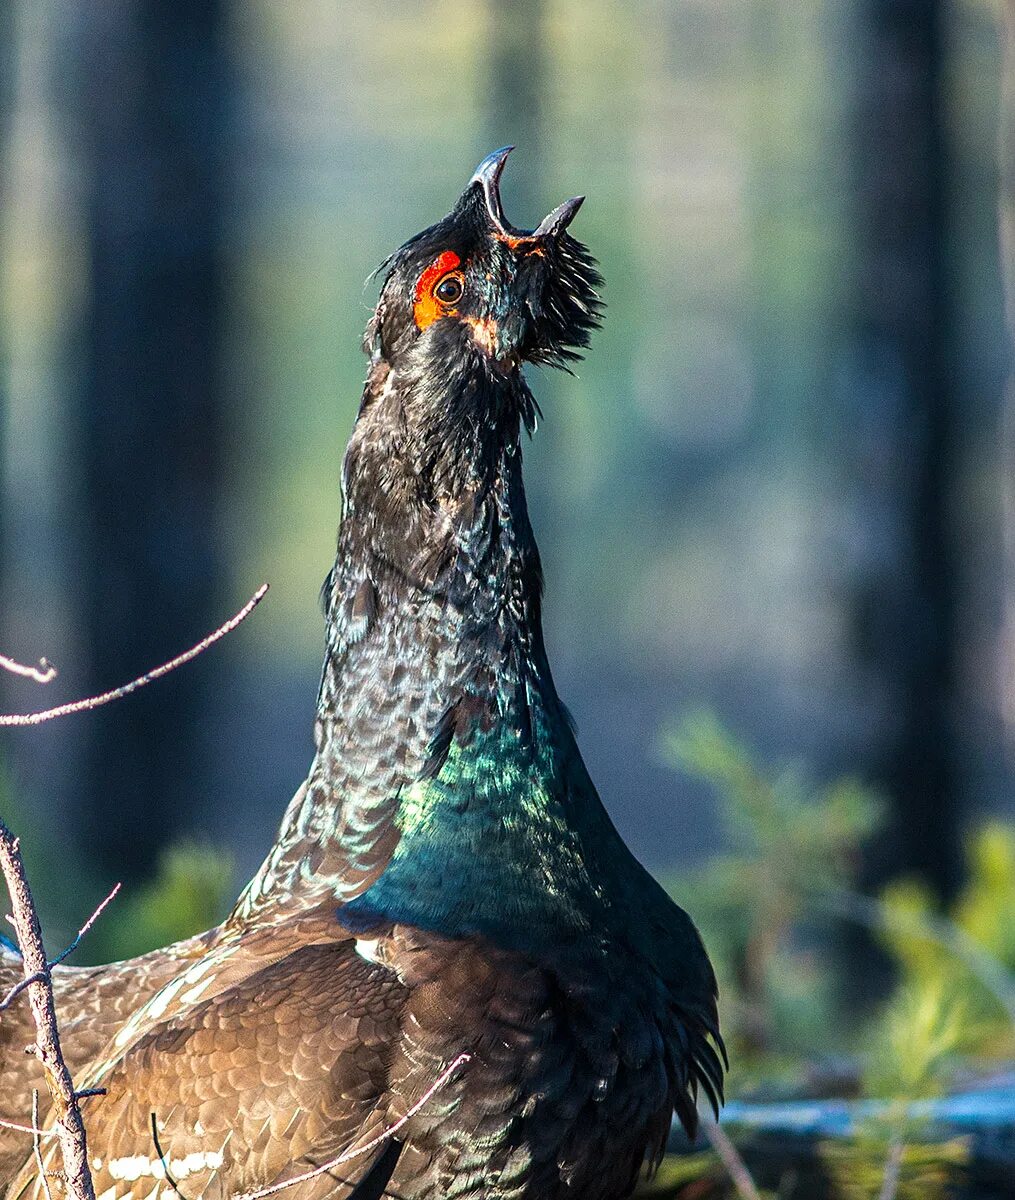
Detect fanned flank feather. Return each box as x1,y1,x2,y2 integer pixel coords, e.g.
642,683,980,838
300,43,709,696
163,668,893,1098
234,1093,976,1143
667,1009,728,1142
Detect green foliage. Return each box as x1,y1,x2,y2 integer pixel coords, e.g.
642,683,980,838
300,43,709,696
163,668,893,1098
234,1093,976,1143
877,827,1015,1046
824,983,973,1200
664,711,882,1066
819,1137,968,1200
865,982,977,1102
662,713,1012,1200
954,822,1015,968
87,842,235,963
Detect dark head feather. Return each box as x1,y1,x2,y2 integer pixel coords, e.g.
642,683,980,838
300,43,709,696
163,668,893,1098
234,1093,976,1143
367,148,603,376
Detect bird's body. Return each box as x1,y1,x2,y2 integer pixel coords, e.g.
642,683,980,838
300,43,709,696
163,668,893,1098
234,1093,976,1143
2,150,723,1200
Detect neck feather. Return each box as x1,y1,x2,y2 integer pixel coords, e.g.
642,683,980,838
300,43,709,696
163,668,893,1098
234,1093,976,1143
234,360,602,940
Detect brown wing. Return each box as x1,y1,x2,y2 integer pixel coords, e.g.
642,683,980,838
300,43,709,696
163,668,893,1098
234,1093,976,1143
2,901,363,1189
0,932,213,1186
80,907,357,1086
8,937,406,1200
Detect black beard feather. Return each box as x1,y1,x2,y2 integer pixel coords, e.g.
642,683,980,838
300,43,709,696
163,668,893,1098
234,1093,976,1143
519,231,604,370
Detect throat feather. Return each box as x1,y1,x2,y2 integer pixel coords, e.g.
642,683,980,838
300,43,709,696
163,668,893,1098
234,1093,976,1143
234,364,591,934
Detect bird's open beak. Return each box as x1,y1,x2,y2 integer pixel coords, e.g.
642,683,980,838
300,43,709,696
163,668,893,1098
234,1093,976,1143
470,147,584,241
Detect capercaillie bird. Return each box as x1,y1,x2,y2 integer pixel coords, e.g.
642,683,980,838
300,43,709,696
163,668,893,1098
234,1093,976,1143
3,148,724,1200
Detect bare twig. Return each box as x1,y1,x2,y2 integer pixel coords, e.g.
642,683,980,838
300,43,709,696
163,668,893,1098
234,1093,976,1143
0,1116,56,1139
151,1113,189,1200
236,1053,472,1200
700,1114,763,1200
0,965,46,1010
0,654,56,685
33,1091,54,1200
0,1088,104,1117
0,584,268,1198
0,584,269,727
50,883,122,971
877,1134,905,1200
0,823,95,1200
1,883,122,1012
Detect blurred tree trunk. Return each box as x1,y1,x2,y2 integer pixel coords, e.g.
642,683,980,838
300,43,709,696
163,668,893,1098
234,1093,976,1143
999,5,1015,762
849,0,959,896
0,3,12,645
484,0,545,225
71,2,228,881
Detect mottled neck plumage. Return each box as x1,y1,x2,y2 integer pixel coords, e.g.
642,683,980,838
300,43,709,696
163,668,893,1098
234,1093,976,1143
234,359,600,942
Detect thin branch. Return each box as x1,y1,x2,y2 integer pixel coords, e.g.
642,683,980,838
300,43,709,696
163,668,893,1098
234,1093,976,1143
700,1114,763,1200
33,1091,54,1200
0,1095,105,1138
1,883,122,1012
151,1113,189,1200
0,967,46,1011
0,584,269,727
0,654,56,685
0,823,95,1200
236,1053,472,1200
50,883,122,971
877,1134,904,1200
0,1116,57,1139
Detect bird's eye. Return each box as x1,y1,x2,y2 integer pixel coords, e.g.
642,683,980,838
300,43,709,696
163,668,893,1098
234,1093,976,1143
434,274,464,305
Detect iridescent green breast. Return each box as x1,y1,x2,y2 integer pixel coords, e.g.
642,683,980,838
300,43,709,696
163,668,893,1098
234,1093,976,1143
342,693,608,950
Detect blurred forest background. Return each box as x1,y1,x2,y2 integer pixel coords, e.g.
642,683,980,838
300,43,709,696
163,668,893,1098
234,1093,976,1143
1,0,1014,1011
4,2,1015,1193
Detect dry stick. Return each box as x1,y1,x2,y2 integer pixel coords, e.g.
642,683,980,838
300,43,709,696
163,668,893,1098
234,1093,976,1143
236,1053,472,1200
0,655,57,685
0,584,269,727
0,1117,56,1139
150,1113,189,1200
700,1114,763,1200
877,1134,905,1200
1,883,122,1012
0,585,270,1198
32,1091,54,1200
0,825,95,1200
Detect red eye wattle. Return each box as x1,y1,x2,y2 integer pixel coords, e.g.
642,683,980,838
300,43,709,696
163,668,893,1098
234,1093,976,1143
414,251,463,329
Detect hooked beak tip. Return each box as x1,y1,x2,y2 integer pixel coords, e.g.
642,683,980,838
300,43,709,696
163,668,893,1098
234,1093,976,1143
470,146,514,189
468,149,585,240
471,146,514,229
533,195,585,238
